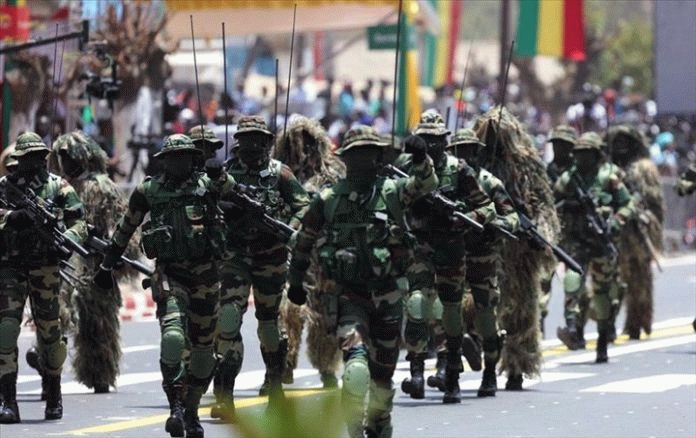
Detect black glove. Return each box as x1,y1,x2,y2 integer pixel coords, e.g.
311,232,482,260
205,158,224,180
410,140,428,165
288,284,307,306
94,267,115,290
218,200,245,221
5,209,34,231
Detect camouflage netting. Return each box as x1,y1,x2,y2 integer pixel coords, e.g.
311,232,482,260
474,108,560,378
608,127,664,336
273,116,343,376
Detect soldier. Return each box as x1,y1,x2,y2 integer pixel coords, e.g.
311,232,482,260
189,125,224,167
554,132,636,363
0,132,87,423
287,125,437,438
399,110,496,404
47,131,139,394
272,116,345,388
473,108,560,390
210,115,309,419
449,128,520,396
95,134,231,438
539,125,578,335
607,125,664,340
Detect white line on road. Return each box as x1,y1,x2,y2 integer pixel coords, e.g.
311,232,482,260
580,374,696,393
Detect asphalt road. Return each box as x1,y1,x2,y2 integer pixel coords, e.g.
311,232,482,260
2,254,695,438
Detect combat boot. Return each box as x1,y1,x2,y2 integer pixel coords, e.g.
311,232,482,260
26,346,48,401
210,361,239,422
557,318,584,350
365,380,395,437
426,352,447,392
505,373,523,390
0,373,20,424
461,332,482,371
161,362,184,437
261,340,287,413
477,365,497,397
442,336,462,404
400,354,425,399
44,374,62,420
320,372,338,389
478,332,503,397
183,385,206,438
596,328,609,363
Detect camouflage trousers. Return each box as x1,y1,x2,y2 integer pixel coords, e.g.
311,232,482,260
338,277,406,437
562,246,618,332
466,242,501,360
154,260,219,386
216,242,288,374
0,265,66,377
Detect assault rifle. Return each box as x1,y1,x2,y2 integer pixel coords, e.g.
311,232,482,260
382,164,483,232
0,179,90,260
517,212,584,274
84,226,154,276
570,173,618,259
220,184,295,242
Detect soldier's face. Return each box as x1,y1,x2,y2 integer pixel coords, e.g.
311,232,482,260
162,152,195,179
59,151,82,178
552,140,574,165
453,143,478,164
236,133,271,165
419,134,447,161
16,152,47,176
574,149,598,172
341,147,381,174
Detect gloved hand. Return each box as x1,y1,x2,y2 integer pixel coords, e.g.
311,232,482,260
205,158,224,180
218,200,245,221
607,216,622,234
411,140,428,165
288,284,307,305
5,209,34,231
94,266,115,290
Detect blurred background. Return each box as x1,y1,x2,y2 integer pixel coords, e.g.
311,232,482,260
0,0,694,247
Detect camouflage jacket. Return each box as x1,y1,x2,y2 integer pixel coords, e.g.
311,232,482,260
289,156,437,286
0,170,86,265
477,167,520,233
554,162,636,245
110,171,234,264
226,157,310,229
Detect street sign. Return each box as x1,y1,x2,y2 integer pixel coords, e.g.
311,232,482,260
367,24,415,50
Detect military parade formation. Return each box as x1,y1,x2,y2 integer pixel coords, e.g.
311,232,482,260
0,92,685,438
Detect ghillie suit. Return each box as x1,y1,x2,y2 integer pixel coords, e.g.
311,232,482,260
49,131,141,392
272,116,345,386
607,126,664,339
473,108,560,384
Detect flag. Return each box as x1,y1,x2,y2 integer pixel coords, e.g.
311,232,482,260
516,0,585,61
423,0,461,88
396,1,421,137
0,0,29,41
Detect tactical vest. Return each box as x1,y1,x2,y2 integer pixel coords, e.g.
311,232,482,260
317,178,413,285
227,158,291,222
139,175,225,262
1,174,67,263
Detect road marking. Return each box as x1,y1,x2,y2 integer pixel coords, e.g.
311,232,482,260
580,374,696,393
121,345,159,354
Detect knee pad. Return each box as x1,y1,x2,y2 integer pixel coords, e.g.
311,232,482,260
342,355,369,400
217,303,243,338
257,319,280,352
431,296,443,321
189,348,216,381
564,270,583,294
0,318,21,352
43,339,67,372
161,328,186,365
406,291,426,322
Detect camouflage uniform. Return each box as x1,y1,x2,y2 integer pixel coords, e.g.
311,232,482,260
288,126,437,438
607,126,664,340
98,134,232,438
272,116,344,388
399,111,496,404
473,108,560,390
211,115,310,418
554,132,636,363
45,131,137,394
189,125,224,165
0,132,87,423
540,125,578,334
449,128,521,396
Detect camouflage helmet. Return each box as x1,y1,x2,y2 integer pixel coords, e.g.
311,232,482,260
336,125,390,156
448,128,484,148
52,130,108,173
12,132,49,157
233,115,274,138
153,134,202,157
189,124,223,150
549,125,578,145
574,132,604,151
5,156,18,170
413,109,450,136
